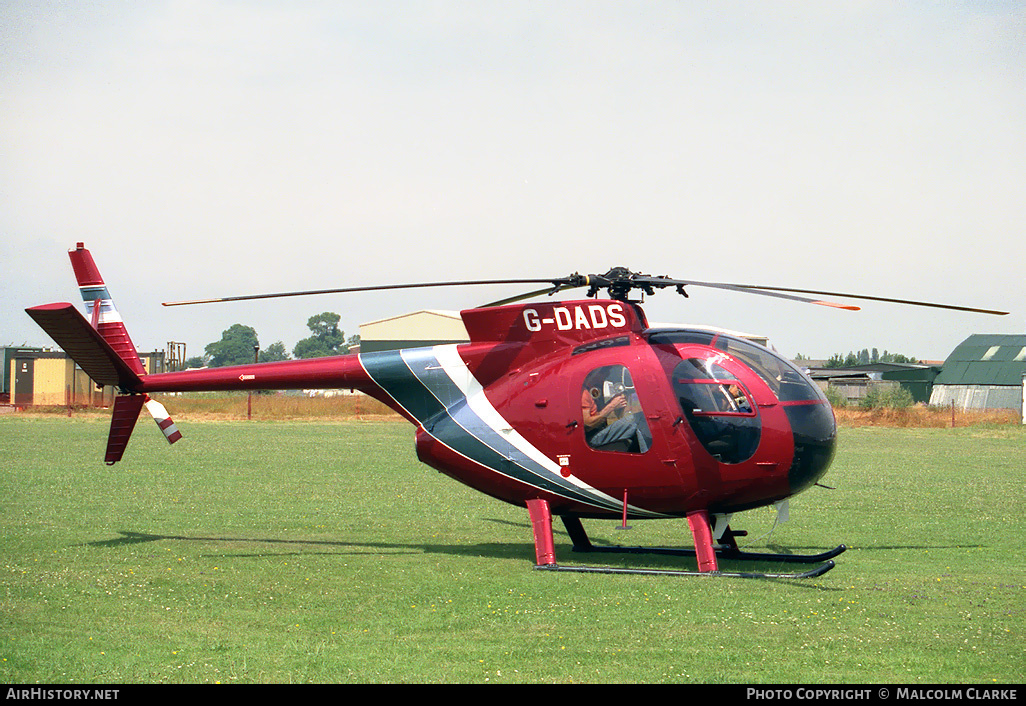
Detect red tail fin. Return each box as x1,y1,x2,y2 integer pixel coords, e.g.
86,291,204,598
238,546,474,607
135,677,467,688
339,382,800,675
102,394,181,464
106,395,145,464
69,242,147,376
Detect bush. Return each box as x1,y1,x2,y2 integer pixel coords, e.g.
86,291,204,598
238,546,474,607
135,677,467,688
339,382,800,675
824,385,847,408
860,385,915,410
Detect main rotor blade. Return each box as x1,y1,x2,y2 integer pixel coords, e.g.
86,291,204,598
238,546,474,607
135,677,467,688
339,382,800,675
637,276,1008,315
162,278,567,307
634,277,861,310
723,284,1009,316
479,284,585,308
162,268,1008,316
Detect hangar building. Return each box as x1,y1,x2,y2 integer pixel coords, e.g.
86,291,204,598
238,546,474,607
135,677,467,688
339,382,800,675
928,334,1026,412
808,362,940,405
358,310,469,353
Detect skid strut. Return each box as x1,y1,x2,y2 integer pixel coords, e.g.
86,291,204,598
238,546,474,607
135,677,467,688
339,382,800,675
524,499,841,579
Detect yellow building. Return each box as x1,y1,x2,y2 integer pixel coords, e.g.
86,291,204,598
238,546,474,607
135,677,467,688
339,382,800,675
5,349,166,407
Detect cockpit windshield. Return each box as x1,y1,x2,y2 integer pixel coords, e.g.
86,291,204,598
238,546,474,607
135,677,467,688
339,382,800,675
709,336,825,403
647,328,836,482
648,330,825,403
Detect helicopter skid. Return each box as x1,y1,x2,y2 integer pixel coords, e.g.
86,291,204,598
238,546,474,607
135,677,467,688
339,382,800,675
529,510,842,579
534,561,836,580
569,542,848,565
526,500,839,579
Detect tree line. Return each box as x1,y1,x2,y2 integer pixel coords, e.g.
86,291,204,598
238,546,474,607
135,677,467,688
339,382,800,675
794,348,919,369
183,312,359,368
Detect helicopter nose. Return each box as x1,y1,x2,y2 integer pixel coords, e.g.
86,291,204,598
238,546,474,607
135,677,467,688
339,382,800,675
785,403,837,494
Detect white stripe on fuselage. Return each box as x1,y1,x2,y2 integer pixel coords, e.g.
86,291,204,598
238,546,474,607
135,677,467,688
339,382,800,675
430,345,664,517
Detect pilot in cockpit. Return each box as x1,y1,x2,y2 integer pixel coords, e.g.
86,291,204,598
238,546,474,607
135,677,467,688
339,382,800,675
581,367,651,453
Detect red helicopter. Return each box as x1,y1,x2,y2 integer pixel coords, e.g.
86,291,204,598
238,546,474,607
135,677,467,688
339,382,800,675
26,244,1008,579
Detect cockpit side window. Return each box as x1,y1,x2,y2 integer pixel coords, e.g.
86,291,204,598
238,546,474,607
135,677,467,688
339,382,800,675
672,358,760,464
581,365,653,454
675,359,755,415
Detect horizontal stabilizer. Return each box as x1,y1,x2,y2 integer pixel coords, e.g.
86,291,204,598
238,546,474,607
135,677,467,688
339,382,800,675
25,303,143,389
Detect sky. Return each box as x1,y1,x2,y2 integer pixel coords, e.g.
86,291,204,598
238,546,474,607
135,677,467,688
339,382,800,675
3,1,1024,363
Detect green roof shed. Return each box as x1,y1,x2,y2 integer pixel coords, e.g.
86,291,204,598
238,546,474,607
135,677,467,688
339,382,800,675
932,334,1026,386
930,334,1026,411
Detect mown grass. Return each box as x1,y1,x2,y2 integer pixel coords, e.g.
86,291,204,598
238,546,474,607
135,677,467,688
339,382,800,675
1,415,1023,684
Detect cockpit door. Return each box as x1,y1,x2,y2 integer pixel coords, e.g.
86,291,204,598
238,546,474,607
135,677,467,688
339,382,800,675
662,344,795,508
562,341,689,511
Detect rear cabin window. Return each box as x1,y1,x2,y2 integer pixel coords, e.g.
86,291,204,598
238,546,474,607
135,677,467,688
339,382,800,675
580,365,653,454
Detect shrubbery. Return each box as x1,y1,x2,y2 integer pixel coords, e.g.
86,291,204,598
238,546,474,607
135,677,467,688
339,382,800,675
859,385,915,409
825,384,915,410
824,385,847,408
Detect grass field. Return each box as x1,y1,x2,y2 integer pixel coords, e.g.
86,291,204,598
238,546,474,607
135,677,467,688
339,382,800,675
1,413,1023,684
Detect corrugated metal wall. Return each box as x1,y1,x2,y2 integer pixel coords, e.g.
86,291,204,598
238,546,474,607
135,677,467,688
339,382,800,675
929,384,1022,411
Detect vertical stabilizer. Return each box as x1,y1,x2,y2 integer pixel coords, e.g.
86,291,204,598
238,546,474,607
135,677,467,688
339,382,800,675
69,242,146,376
106,395,145,465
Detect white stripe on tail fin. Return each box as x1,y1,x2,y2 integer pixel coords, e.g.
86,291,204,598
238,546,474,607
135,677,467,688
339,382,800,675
69,242,147,377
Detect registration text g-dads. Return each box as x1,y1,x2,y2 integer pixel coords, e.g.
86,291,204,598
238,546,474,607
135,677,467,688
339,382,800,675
523,303,628,333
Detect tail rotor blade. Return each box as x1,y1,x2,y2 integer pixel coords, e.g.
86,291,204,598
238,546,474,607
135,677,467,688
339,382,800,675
143,395,182,445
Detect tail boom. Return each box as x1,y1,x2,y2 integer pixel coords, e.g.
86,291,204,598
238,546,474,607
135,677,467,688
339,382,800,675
136,355,373,395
